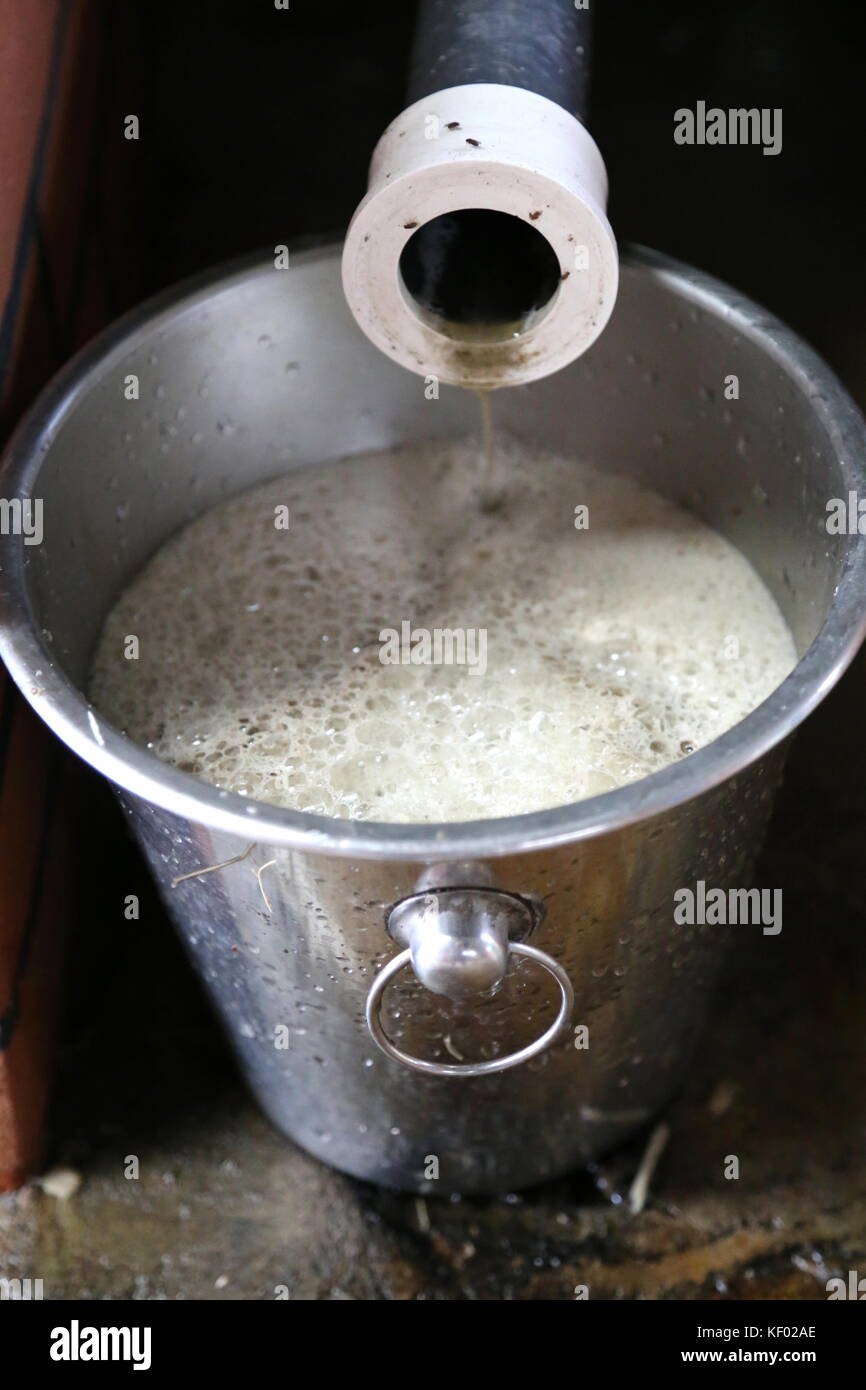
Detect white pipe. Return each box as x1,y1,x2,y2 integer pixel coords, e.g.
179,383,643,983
342,83,618,389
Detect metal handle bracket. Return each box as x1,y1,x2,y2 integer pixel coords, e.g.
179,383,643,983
366,878,573,1077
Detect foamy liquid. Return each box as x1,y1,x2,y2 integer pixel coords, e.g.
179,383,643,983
90,437,797,822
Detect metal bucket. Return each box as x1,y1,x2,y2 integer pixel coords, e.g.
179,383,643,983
2,245,865,1193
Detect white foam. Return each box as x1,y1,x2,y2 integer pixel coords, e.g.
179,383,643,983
91,437,796,822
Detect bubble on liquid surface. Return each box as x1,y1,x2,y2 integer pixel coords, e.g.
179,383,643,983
90,436,796,822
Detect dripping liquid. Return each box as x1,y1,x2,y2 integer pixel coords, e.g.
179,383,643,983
474,388,504,511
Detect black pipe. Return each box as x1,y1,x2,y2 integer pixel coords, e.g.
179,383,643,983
407,0,593,123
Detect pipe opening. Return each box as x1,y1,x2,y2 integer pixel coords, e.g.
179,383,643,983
399,209,562,340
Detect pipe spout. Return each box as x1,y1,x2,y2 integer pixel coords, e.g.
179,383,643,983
342,0,617,389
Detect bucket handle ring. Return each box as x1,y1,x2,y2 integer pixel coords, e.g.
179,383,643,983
365,940,574,1078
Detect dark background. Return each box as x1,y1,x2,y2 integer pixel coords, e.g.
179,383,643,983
111,0,864,384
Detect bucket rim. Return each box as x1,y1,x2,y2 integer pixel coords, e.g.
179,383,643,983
2,242,866,860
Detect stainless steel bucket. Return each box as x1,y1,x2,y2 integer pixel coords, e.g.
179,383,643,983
2,245,865,1193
